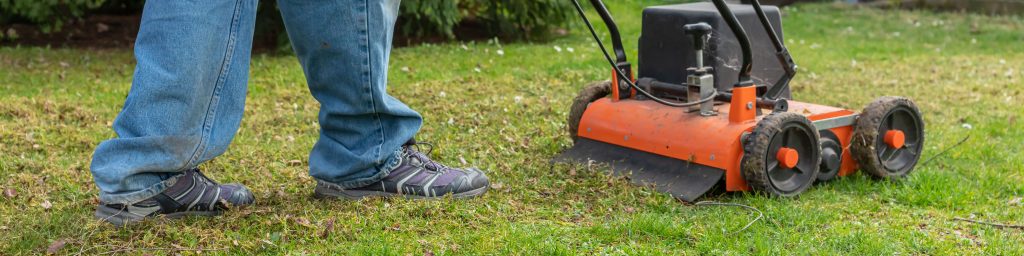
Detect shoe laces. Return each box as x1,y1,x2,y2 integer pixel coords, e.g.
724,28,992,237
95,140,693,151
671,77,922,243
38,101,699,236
403,141,452,173
193,169,218,186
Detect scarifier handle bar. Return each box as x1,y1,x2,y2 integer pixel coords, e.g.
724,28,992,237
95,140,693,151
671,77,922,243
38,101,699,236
710,0,754,87
587,0,755,88
587,0,627,65
586,0,633,88
744,0,798,100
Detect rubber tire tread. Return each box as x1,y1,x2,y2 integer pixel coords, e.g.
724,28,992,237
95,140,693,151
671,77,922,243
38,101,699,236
851,96,924,179
741,112,821,197
568,81,612,139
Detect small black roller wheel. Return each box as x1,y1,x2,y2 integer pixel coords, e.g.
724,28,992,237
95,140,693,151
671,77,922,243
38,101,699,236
816,129,842,182
851,96,924,179
741,112,822,197
568,81,611,139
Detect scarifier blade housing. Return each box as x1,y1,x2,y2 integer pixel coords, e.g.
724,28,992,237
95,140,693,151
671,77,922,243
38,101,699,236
556,138,724,202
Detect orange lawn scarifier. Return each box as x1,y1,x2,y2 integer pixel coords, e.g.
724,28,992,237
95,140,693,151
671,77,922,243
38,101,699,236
559,0,925,201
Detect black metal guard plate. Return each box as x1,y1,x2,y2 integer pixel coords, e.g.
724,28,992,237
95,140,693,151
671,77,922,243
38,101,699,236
554,138,725,202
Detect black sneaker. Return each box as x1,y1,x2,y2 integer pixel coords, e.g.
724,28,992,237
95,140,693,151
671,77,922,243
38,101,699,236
94,169,255,226
314,140,490,199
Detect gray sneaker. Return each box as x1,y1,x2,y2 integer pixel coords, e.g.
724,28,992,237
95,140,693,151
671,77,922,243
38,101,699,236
314,140,490,200
94,169,255,226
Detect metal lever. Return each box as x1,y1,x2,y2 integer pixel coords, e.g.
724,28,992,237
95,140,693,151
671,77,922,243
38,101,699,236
684,23,712,50
683,23,716,116
683,22,712,69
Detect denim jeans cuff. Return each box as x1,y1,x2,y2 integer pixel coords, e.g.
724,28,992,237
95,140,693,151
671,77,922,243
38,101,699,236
98,173,183,204
315,148,404,190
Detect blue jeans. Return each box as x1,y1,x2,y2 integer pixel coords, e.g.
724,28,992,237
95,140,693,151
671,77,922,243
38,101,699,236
90,0,422,204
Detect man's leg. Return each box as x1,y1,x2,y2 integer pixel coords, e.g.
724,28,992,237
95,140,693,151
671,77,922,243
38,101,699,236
277,0,421,187
279,0,489,199
90,0,258,224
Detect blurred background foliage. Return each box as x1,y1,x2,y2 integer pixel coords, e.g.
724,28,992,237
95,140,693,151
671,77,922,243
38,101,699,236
3,0,1020,49
0,0,575,49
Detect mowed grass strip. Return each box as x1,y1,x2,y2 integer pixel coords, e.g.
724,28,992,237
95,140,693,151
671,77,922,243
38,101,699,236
1,2,1022,255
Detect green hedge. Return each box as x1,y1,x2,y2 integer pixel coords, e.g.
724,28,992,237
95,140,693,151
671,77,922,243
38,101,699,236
397,0,574,40
399,0,463,38
0,0,106,33
1,0,573,42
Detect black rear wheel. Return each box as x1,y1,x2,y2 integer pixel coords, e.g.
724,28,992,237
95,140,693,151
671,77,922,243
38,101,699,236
741,112,822,197
852,96,924,179
568,81,611,139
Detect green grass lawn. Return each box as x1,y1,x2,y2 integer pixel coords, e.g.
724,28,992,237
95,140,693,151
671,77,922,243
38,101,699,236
2,1,1023,255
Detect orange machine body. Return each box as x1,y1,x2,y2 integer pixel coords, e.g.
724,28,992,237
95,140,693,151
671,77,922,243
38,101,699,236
576,89,859,191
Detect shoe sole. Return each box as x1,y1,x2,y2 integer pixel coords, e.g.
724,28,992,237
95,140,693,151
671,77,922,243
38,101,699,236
313,185,489,200
94,205,221,227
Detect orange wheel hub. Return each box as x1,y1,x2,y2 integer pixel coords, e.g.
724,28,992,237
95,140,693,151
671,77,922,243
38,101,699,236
884,130,905,149
776,147,800,169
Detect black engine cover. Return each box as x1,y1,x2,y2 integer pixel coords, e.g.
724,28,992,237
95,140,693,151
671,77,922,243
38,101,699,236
638,2,790,98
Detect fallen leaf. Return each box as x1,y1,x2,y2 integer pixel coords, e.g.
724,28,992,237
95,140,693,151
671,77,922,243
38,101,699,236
46,239,66,254
293,217,313,228
625,207,636,213
287,160,303,166
1009,197,1022,206
491,182,504,190
41,200,52,209
3,188,14,198
260,239,275,247
321,218,335,238
424,251,435,256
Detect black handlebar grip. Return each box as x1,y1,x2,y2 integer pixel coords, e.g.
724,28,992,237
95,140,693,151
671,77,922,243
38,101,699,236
683,22,712,51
